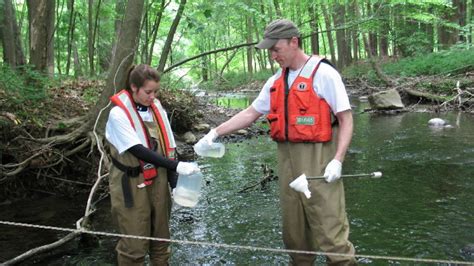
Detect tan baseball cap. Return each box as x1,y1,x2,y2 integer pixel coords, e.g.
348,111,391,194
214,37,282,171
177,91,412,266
255,19,301,49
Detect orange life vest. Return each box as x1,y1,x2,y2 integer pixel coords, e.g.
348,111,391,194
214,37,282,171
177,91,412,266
110,90,176,188
267,56,333,142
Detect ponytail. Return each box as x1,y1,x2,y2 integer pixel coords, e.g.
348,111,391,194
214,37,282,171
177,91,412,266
125,65,136,92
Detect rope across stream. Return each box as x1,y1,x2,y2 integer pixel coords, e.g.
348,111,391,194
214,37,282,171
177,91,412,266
1,220,473,265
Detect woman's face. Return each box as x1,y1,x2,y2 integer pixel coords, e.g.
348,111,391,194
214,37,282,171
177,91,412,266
131,80,159,106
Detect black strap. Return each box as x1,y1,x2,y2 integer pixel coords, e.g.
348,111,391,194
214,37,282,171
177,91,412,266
121,173,133,208
111,157,141,208
111,157,141,177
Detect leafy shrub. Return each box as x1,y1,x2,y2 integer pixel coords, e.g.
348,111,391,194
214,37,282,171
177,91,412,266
0,64,51,105
383,47,474,77
344,47,474,79
200,69,272,91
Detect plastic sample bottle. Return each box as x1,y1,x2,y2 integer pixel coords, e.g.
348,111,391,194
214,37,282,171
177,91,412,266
173,165,203,207
193,141,225,158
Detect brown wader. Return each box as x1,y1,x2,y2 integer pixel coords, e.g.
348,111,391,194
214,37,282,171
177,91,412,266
277,129,356,265
108,120,172,265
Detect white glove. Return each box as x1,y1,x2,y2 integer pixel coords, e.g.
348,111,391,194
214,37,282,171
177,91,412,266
198,128,219,146
323,159,342,183
176,162,201,175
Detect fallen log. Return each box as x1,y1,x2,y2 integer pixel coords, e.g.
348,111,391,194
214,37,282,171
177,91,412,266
403,88,448,102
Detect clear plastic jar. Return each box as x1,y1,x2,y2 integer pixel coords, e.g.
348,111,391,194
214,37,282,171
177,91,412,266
193,142,225,158
173,164,203,207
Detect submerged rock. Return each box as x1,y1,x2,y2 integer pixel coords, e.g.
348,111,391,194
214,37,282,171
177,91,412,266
461,243,474,258
183,131,197,144
428,118,451,127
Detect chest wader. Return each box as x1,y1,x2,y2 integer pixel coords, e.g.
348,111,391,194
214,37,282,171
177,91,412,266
277,128,356,266
108,119,172,266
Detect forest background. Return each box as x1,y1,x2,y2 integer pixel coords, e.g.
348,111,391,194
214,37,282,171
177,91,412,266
0,0,473,199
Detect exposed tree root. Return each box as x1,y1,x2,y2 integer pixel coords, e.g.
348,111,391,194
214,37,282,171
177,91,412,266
4,231,80,265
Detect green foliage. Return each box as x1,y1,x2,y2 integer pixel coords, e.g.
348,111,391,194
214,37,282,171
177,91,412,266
82,86,101,104
159,74,190,91
0,65,56,126
396,32,432,57
5,0,472,89
0,65,50,105
383,47,474,77
200,69,272,91
215,96,250,109
344,47,474,80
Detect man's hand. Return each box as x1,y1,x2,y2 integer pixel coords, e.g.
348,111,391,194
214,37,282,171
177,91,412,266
197,128,218,146
323,159,342,183
176,162,201,175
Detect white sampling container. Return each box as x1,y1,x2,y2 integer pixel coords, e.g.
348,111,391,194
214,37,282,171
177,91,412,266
173,165,203,207
193,141,225,158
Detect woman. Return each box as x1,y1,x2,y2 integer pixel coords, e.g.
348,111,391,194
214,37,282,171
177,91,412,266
105,64,200,265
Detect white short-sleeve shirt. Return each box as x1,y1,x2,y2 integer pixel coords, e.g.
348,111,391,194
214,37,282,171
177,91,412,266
105,107,153,154
251,62,351,115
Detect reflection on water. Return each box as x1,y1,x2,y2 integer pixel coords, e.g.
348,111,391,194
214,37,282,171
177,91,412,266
1,97,473,264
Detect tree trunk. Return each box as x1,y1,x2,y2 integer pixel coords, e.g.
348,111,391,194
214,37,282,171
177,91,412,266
1,0,26,67
454,0,467,42
146,0,167,65
308,4,319,55
157,0,186,73
88,0,101,76
351,0,360,61
471,0,473,45
273,0,282,17
201,55,209,82
322,3,337,65
333,2,348,69
93,0,102,72
255,4,266,71
379,4,389,57
88,0,93,75
54,0,63,74
65,0,75,75
438,2,459,49
426,22,435,53
27,0,55,74
246,15,253,77
90,0,145,134
367,2,378,56
73,40,82,77
111,0,126,60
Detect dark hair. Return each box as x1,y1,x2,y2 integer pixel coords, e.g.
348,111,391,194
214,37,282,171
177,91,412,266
286,37,303,49
125,64,160,92
297,37,303,48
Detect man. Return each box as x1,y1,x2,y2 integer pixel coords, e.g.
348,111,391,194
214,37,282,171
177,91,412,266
197,19,356,265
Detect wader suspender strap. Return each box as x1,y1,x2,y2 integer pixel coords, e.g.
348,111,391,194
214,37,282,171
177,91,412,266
284,68,290,140
314,58,339,127
111,157,141,208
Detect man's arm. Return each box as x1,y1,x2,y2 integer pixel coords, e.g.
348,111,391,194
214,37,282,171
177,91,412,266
333,110,353,162
215,105,263,136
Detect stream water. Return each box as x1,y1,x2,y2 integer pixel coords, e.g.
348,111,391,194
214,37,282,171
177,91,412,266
1,97,473,264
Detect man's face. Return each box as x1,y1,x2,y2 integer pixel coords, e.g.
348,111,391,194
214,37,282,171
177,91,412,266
131,80,159,106
268,37,298,69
